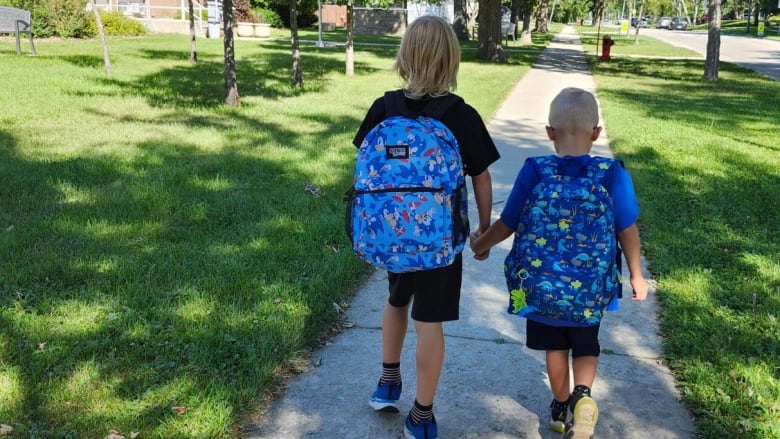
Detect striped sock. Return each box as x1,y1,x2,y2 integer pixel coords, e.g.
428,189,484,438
409,399,434,425
379,362,401,385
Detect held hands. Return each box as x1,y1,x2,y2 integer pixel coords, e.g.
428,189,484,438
630,275,649,301
469,230,490,260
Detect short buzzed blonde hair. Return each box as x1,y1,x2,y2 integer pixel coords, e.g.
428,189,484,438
548,87,600,133
394,15,460,99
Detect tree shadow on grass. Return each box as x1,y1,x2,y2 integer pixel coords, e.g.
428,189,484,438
0,101,367,434
588,56,780,437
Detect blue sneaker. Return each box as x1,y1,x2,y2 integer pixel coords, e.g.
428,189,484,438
369,380,401,412
404,413,437,439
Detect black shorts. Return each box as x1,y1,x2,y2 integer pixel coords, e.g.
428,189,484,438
526,319,601,358
387,254,462,323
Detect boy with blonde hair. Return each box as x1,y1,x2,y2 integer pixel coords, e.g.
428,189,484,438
470,87,648,439
353,15,500,439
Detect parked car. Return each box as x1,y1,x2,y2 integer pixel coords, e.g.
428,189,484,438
657,16,672,28
630,16,650,27
669,16,688,30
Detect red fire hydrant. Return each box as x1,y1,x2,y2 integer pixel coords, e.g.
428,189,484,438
601,35,614,61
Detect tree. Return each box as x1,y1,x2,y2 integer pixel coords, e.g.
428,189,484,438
476,0,505,61
290,0,303,87
345,1,354,76
342,0,393,76
223,0,240,106
703,0,721,81
87,1,112,76
188,0,197,64
453,0,470,40
518,0,537,44
535,0,550,32
633,0,646,44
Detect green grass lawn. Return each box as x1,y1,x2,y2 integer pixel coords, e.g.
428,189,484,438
0,32,542,437
691,18,780,40
577,28,702,57
584,47,779,437
1,24,777,438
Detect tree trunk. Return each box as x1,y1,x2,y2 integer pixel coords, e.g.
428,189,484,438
633,0,645,44
290,0,303,88
345,4,354,76
89,1,112,76
476,0,505,62
223,0,240,106
453,0,469,40
188,0,197,64
535,0,549,33
520,8,532,44
703,0,721,81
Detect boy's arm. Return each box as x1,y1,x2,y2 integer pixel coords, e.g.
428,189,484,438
617,223,649,300
470,169,493,234
470,219,514,259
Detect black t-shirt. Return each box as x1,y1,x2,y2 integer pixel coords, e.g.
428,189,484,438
352,92,500,176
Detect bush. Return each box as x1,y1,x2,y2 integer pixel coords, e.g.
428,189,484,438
253,7,282,27
31,3,54,38
46,0,90,38
86,11,147,36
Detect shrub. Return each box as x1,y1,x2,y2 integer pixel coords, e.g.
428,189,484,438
45,0,90,38
86,11,147,36
253,7,282,27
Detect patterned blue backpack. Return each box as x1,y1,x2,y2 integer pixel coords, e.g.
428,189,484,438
345,91,468,273
504,155,622,326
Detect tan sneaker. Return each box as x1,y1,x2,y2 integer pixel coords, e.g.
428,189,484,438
564,394,599,439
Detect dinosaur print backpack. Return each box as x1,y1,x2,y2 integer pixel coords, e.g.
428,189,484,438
344,91,469,273
504,155,622,326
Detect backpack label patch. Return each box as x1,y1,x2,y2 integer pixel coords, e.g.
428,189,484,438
386,145,410,159
503,156,621,326
346,110,468,273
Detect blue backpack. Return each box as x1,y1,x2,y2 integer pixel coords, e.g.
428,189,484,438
345,91,468,273
504,156,622,326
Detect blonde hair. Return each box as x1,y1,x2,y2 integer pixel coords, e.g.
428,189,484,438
548,87,600,134
394,15,460,99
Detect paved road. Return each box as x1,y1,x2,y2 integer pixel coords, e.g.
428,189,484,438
640,28,780,79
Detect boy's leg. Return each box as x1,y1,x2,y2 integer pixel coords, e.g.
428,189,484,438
413,320,444,406
571,355,598,390
527,321,571,433
382,300,410,363
546,350,571,402
564,327,601,439
370,272,414,413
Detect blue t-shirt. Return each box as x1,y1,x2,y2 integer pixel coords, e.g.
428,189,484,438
500,154,640,316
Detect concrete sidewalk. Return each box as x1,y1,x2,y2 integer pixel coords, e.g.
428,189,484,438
249,26,696,439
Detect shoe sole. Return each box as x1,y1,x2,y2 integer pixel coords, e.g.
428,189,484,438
369,399,400,413
565,396,599,439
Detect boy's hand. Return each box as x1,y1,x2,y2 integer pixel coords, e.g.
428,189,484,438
630,275,649,301
469,231,490,260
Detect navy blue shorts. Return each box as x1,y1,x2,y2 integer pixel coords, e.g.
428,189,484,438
387,254,462,323
526,319,601,358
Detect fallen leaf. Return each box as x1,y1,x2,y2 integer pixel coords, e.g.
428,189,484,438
172,406,187,415
4,225,13,232
0,424,14,435
130,432,140,439
37,342,47,351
